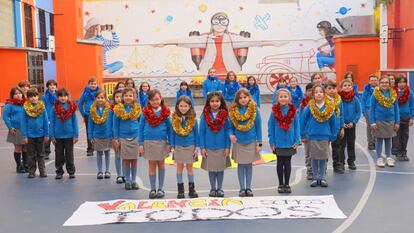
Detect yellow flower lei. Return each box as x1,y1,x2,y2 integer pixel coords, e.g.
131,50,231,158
113,102,142,120
229,101,257,132
23,100,45,117
309,98,336,123
90,102,111,124
373,87,397,108
172,112,196,136
333,93,341,117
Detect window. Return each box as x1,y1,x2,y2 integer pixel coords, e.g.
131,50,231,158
50,13,55,60
0,0,15,46
24,3,34,48
39,10,48,60
27,51,45,93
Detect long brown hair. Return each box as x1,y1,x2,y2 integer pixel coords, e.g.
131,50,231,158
9,86,24,99
147,89,165,107
204,91,227,111
232,88,254,109
175,96,196,118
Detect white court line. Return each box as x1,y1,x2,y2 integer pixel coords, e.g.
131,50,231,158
333,142,376,233
355,169,414,175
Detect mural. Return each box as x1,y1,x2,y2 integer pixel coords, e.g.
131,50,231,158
83,0,375,95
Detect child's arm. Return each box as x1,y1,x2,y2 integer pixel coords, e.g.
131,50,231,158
271,90,277,105
339,102,345,129
87,115,94,141
78,93,86,117
330,113,339,141
267,113,275,148
199,116,206,149
138,114,145,144
166,118,173,146
410,91,414,121
224,119,231,149
300,107,310,139
202,80,208,99
194,120,200,148
354,98,362,125
256,88,261,107
293,114,301,146
255,110,263,144
43,111,49,138
361,89,368,116
108,111,113,139
112,113,119,139
369,95,376,125
2,105,12,129
394,99,400,125
73,113,79,138
21,111,28,139
49,107,55,139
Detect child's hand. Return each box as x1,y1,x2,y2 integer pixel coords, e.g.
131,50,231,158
371,124,377,131
301,138,308,143
256,145,261,153
340,128,345,138
292,144,298,149
73,138,79,144
44,137,49,143
91,139,95,145
201,149,207,158
194,148,199,158
10,128,16,135
271,146,276,152
24,138,28,144
224,149,230,157
410,119,414,126
52,139,56,145
394,124,400,131
230,135,237,144
139,145,144,154
112,139,120,149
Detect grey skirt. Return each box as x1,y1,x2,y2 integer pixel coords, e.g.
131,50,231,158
201,149,231,172
303,141,310,157
6,129,24,145
309,140,331,160
143,140,170,161
119,138,139,160
174,145,196,163
274,148,297,157
94,138,112,151
232,142,260,164
375,120,396,138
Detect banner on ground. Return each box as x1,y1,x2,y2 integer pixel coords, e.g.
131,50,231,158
64,195,346,226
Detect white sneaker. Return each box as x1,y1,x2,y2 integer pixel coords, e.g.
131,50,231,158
376,158,385,168
386,157,395,167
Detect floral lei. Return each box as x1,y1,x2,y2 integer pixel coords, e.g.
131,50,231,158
90,102,111,124
113,102,142,120
203,107,228,132
394,86,410,105
143,105,171,127
332,93,341,117
272,103,296,131
24,100,45,117
172,112,196,136
373,87,397,108
54,101,77,122
309,98,335,123
229,101,257,132
301,96,310,110
6,98,25,106
338,90,356,102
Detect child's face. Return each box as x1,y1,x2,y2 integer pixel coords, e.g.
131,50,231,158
312,75,322,84
208,69,216,76
149,94,162,109
88,81,98,90
48,84,57,92
123,91,135,105
305,89,313,97
23,86,30,94
319,28,326,37
326,86,336,97
379,78,390,91
28,95,38,104
114,93,122,104
313,87,325,101
209,96,221,111
278,80,287,87
228,73,236,81
389,76,395,85
369,77,378,87
126,81,134,88
180,85,188,91
96,93,106,105
248,78,255,86
342,82,353,92
290,78,297,88
397,79,407,89
238,93,250,106
141,83,150,92
13,91,23,100
178,101,191,115
58,95,68,103
278,91,290,105
117,83,125,90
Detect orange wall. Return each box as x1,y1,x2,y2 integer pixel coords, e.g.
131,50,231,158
387,0,414,69
335,37,380,90
0,48,28,102
53,0,103,100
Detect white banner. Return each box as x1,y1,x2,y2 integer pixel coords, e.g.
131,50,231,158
64,195,346,226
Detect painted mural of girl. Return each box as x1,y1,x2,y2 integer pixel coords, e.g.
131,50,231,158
316,21,341,71
84,17,124,75
155,12,287,76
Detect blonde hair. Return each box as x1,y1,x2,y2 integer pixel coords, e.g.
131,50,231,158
276,88,292,102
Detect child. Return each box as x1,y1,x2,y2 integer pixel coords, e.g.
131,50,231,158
268,88,300,193
3,87,27,173
139,89,172,199
223,71,241,107
325,81,345,174
245,76,261,108
17,80,31,97
78,77,100,156
111,89,125,183
88,90,113,179
42,80,58,159
370,76,400,168
300,83,314,180
344,71,359,93
114,81,126,91
138,81,151,107
289,77,304,109
202,68,222,100
271,77,288,105
200,92,231,197
176,81,195,106
362,75,378,150
310,73,324,85
113,87,141,189
387,73,396,87
338,79,361,170
125,78,136,89
229,88,262,197
301,84,338,187
50,88,79,179
21,88,49,178
392,74,414,161
171,96,199,199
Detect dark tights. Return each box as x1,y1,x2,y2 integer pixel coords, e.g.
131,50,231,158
277,156,292,185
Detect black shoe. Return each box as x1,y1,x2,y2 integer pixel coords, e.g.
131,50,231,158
216,189,224,197
348,162,357,170
86,151,94,157
97,172,103,179
116,176,124,184
69,174,76,179
278,185,285,193
209,189,217,197
368,144,376,150
284,185,292,193
245,189,254,197
131,182,139,190
16,165,25,173
125,182,132,190
310,180,318,187
306,173,313,180
104,172,111,179
55,174,63,180
333,167,344,174
149,189,157,199
44,154,50,160
188,182,198,198
156,189,165,198
239,189,246,197
39,172,47,178
177,183,185,199
28,173,35,179
402,155,410,161
320,180,328,187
